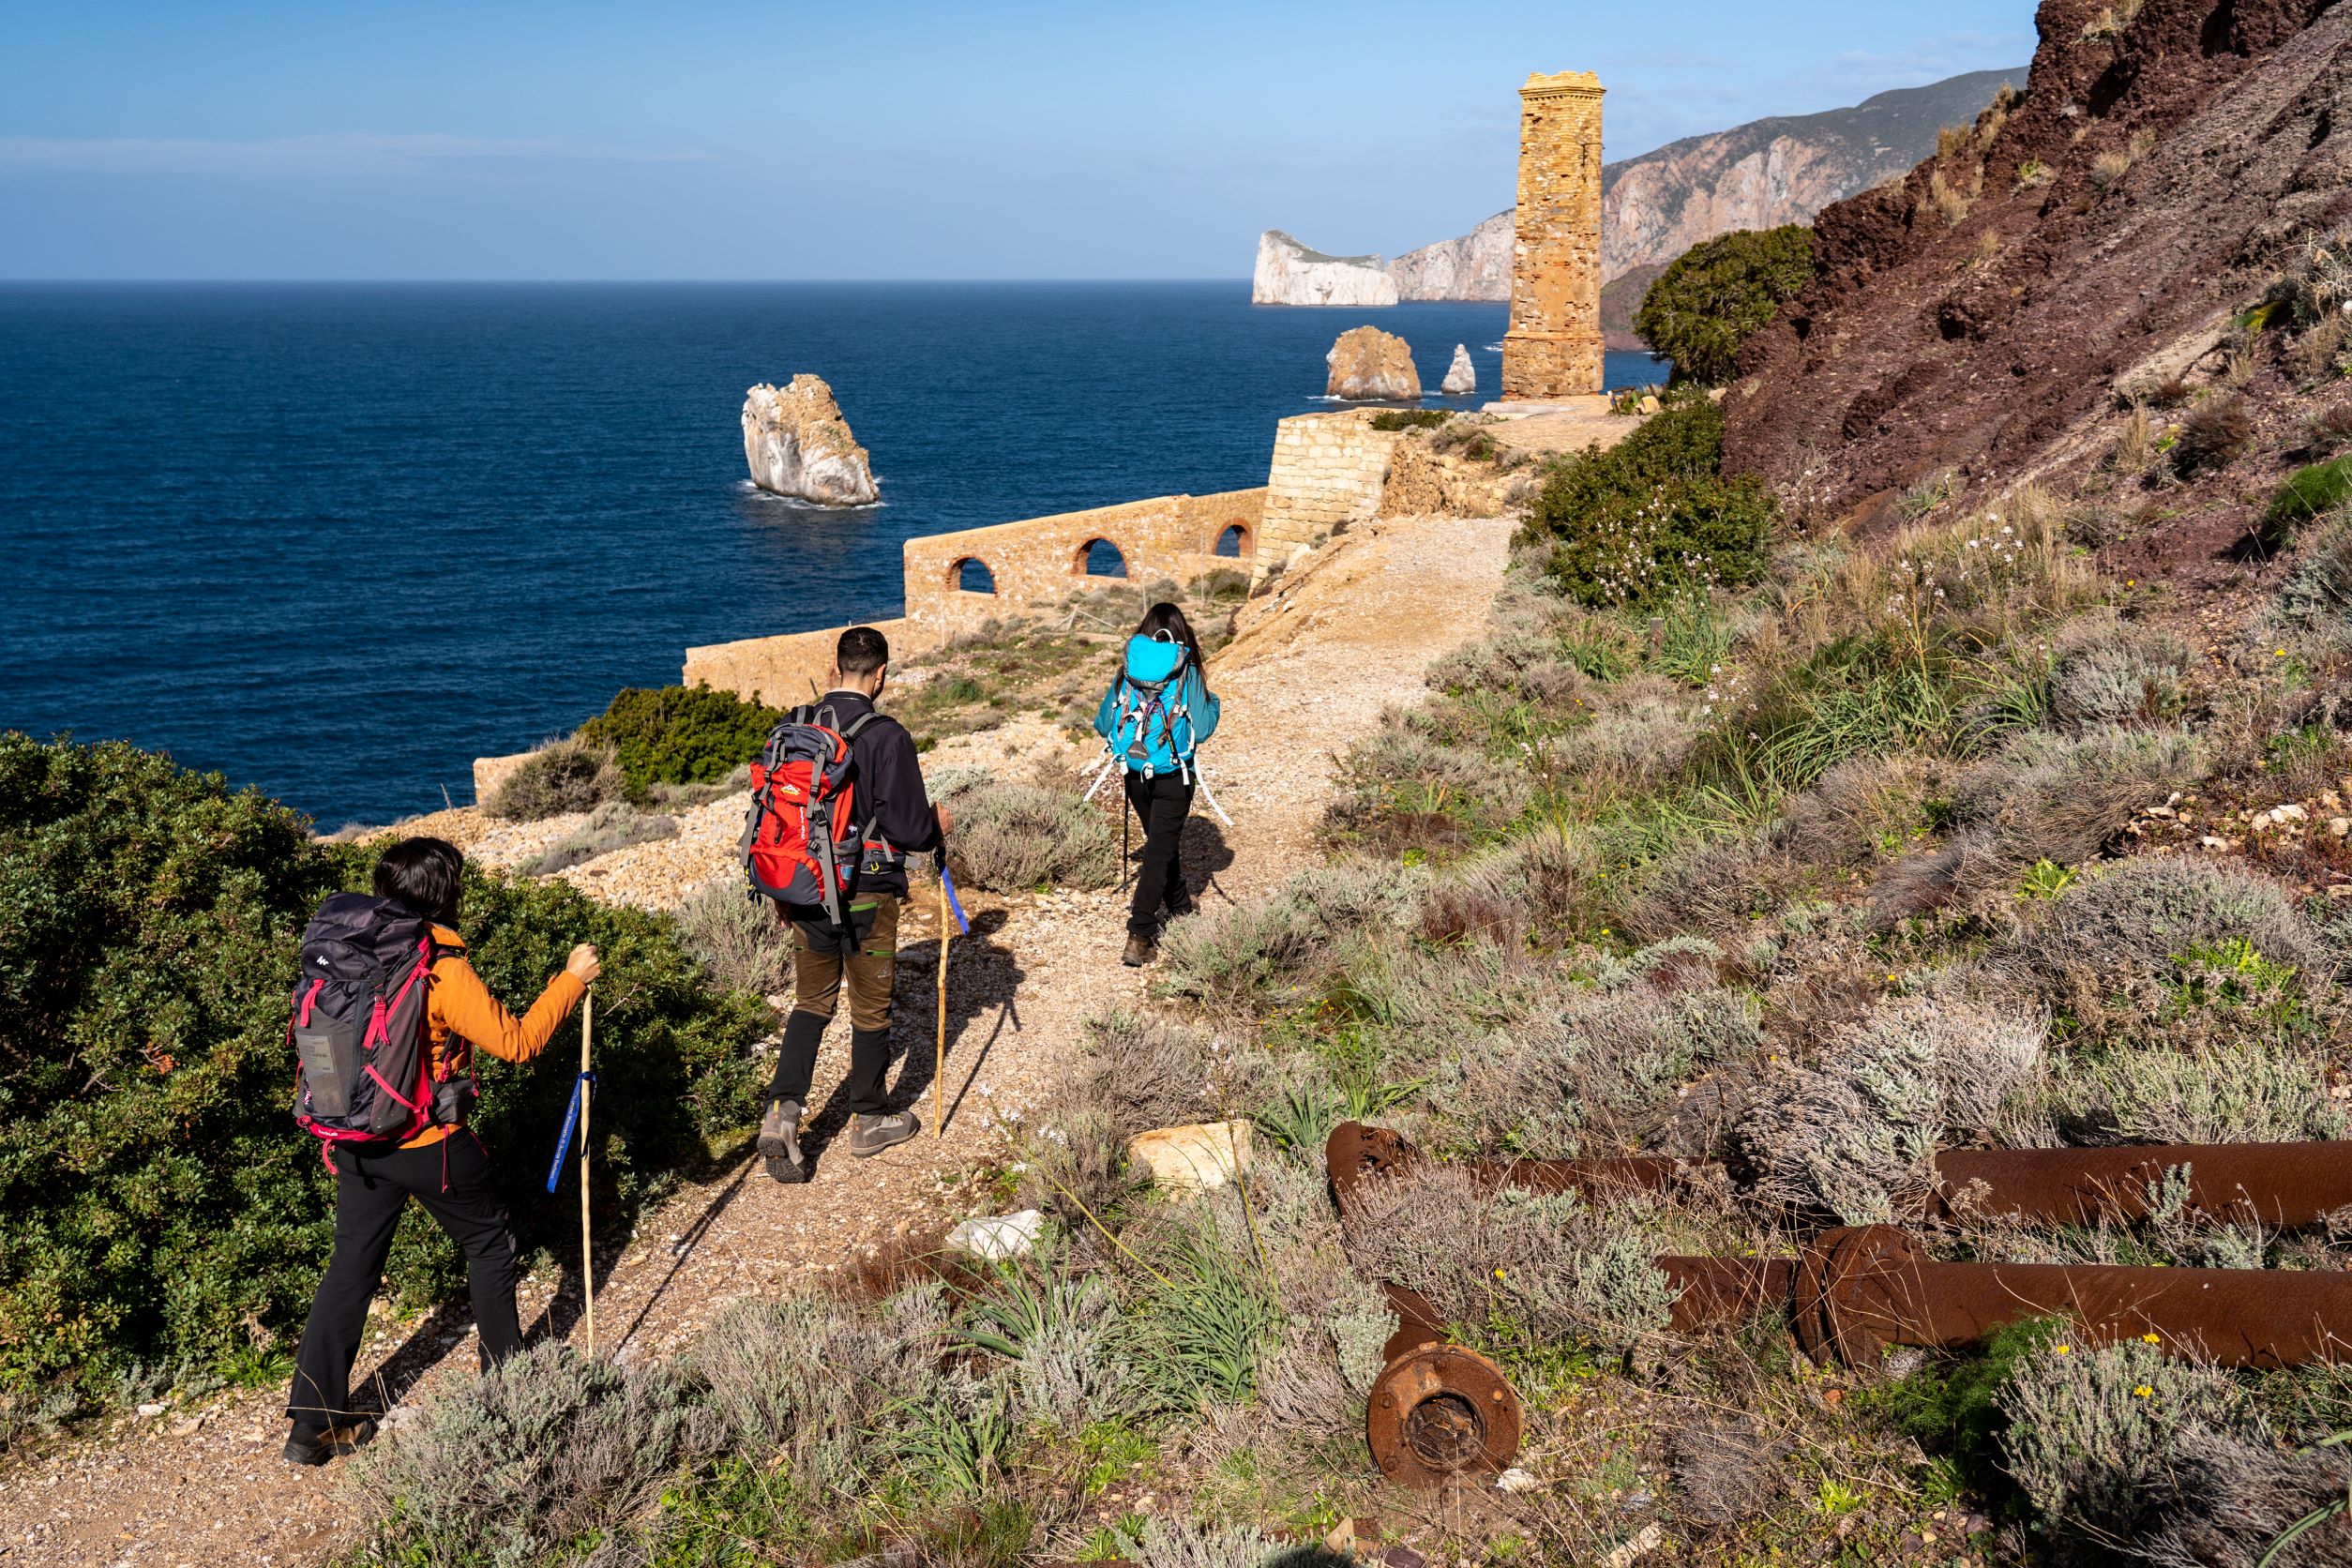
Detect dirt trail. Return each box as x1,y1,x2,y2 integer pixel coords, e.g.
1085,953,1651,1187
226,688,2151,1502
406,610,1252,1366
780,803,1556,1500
0,514,1514,1568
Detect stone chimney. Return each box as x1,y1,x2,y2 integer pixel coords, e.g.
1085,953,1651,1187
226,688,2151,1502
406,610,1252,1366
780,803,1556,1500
1501,69,1606,401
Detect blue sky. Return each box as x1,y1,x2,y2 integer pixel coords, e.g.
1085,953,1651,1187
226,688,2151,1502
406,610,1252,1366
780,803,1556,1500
0,1,2038,280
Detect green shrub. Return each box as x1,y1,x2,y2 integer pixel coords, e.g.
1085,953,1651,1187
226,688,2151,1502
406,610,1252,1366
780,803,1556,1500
2264,456,2352,541
1368,410,1449,431
0,735,771,1400
1633,225,1815,386
487,734,625,821
1519,397,1776,607
576,685,784,792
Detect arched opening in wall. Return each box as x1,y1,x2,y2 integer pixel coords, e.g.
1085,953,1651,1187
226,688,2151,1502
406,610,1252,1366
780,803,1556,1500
953,556,997,595
1214,521,1249,558
1077,538,1128,578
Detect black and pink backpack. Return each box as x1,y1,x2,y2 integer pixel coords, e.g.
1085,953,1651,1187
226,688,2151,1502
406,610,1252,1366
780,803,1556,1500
288,893,457,1158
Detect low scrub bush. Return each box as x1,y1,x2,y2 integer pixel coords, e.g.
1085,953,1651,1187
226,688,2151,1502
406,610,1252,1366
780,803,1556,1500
1997,1337,2264,1558
670,879,792,997
930,770,1114,892
1876,725,2207,919
2048,612,2189,728
2303,400,2352,450
2263,511,2352,656
1368,409,1449,431
1160,858,1423,1013
0,735,771,1400
2045,1040,2344,1144
1634,224,1815,386
521,800,679,876
347,1344,722,1566
694,1287,952,1492
1999,856,2326,1044
575,685,783,792
487,735,626,821
1343,1167,1680,1353
1519,396,1776,608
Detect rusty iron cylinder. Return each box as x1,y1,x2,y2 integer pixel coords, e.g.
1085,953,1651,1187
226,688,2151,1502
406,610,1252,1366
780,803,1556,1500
1365,1342,1524,1489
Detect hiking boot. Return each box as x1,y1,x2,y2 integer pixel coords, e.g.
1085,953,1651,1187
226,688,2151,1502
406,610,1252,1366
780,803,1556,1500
847,1110,919,1158
283,1418,376,1467
758,1098,805,1184
1122,933,1156,968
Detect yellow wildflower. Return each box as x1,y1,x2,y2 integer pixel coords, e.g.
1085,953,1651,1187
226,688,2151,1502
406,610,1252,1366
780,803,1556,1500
2054,1344,2072,1355
2133,1385,2153,1398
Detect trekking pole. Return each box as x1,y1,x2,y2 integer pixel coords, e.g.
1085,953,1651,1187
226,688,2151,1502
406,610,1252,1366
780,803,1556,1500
933,858,970,1139
579,988,595,1357
935,874,949,1138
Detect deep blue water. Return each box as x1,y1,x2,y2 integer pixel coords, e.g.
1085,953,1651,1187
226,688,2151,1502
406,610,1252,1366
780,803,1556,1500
1,282,1664,825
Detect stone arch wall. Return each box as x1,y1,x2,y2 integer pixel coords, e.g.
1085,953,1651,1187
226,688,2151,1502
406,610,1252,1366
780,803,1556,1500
1213,520,1250,558
902,488,1268,634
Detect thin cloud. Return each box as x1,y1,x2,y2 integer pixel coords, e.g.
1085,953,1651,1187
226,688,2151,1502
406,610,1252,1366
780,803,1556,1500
0,133,714,178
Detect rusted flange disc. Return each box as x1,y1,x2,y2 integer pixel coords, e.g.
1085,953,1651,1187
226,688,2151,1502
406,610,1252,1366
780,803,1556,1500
1794,1224,1926,1366
1325,1121,1420,1216
1365,1343,1523,1489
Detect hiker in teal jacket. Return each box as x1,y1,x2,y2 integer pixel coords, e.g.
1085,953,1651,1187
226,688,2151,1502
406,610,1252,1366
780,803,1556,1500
1093,602,1220,966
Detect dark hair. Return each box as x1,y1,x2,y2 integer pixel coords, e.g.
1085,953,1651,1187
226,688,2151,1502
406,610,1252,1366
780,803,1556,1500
374,836,464,926
1136,602,1206,680
837,625,890,677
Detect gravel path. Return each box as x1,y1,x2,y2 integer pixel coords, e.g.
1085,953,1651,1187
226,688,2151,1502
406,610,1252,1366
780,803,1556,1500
0,514,1514,1568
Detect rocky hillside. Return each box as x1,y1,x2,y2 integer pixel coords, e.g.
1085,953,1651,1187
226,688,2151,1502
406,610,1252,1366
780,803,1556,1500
1384,68,2022,315
1722,0,2352,548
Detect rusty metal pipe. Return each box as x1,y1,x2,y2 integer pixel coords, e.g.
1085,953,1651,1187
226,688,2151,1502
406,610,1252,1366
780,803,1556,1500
1928,1141,2352,1229
1329,1123,2352,1231
1792,1225,2352,1369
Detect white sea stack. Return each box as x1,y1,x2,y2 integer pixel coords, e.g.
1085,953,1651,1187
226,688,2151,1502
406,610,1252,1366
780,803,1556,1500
742,375,877,505
1441,343,1477,395
1325,325,1421,400
1251,230,1399,307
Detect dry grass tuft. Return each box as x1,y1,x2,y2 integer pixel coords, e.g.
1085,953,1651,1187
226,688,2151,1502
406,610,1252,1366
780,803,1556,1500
2171,394,2254,477
523,800,679,876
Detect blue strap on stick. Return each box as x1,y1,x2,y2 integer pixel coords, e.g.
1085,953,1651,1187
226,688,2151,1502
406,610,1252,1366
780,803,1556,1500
939,859,971,935
545,1070,596,1194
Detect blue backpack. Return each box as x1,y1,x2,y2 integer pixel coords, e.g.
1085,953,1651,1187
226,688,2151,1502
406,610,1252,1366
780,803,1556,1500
1094,633,1219,781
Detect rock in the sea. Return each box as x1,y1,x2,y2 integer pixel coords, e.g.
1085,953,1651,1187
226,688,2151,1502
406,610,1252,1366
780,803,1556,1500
1252,230,1399,307
1441,343,1477,395
1325,325,1421,400
742,375,877,505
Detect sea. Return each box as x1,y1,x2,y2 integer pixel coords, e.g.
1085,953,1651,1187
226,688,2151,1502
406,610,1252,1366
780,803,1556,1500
1,282,1666,826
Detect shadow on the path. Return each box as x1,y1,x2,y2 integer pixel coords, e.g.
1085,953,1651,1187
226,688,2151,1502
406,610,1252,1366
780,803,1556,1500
799,907,1025,1175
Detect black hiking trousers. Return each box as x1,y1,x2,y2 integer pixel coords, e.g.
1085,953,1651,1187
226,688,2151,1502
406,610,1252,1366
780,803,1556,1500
1123,770,1196,936
287,1132,522,1432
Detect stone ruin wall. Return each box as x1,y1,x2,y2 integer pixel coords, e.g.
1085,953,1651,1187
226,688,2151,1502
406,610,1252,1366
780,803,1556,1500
901,489,1265,638
669,490,1265,716
1250,411,1403,586
1502,70,1606,401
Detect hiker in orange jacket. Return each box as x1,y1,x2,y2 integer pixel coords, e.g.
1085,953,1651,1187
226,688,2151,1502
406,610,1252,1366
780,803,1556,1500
284,835,597,1467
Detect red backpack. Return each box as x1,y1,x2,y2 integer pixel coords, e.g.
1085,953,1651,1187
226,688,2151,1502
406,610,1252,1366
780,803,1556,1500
739,703,881,925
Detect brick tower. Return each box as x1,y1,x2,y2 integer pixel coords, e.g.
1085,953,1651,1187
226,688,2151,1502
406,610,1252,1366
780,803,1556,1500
1501,69,1606,401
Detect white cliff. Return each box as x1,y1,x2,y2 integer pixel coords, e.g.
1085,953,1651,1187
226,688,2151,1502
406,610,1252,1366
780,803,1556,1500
742,375,878,506
1251,230,1399,308
1390,210,1513,301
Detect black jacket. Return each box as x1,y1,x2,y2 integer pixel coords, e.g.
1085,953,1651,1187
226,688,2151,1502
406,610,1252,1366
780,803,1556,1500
799,689,940,901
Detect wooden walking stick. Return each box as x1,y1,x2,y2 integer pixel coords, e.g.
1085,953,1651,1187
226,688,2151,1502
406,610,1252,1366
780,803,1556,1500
934,876,949,1138
579,987,595,1356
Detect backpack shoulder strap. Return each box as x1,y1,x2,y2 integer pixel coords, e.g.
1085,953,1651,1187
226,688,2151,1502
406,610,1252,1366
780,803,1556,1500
838,709,883,743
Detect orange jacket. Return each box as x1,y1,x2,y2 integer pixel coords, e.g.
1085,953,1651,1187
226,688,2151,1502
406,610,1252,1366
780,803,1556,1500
400,924,587,1149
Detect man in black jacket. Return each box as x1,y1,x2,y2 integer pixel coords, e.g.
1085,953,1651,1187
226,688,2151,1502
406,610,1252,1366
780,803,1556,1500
756,625,950,1181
